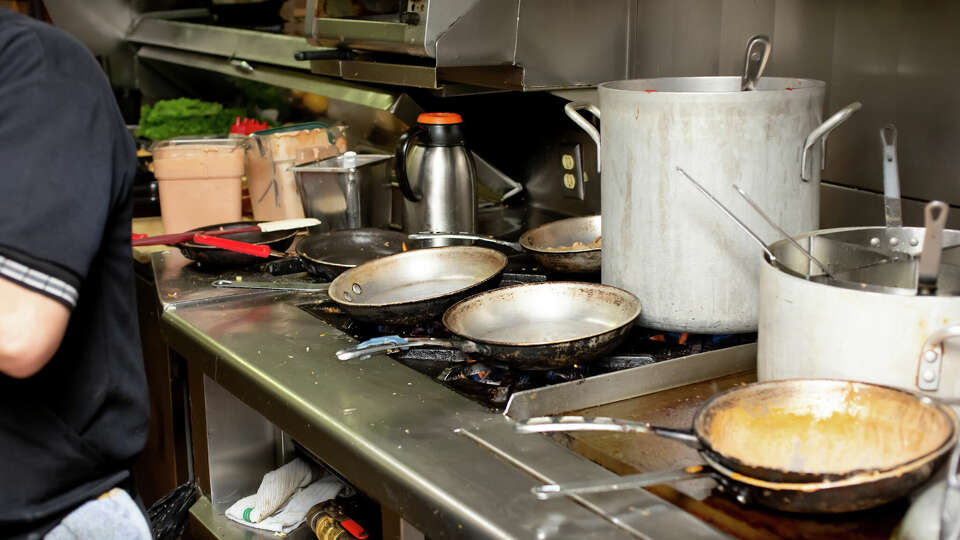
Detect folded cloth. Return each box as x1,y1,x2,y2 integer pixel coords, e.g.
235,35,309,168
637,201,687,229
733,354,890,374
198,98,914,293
225,477,343,534
250,458,313,522
45,488,151,540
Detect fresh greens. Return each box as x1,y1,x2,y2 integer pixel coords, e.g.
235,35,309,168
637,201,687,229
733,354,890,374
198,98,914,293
137,98,245,140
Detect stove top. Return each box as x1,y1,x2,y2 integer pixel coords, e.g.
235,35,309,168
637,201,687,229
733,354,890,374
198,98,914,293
298,254,756,411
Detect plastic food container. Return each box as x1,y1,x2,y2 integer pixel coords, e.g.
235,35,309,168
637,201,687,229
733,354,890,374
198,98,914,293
152,139,246,233
246,122,347,221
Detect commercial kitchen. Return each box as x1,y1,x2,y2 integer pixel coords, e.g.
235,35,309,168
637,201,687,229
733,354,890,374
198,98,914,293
18,1,960,539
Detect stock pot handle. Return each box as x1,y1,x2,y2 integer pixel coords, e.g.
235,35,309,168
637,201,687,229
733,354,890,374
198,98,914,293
564,102,601,173
916,323,960,391
800,102,862,182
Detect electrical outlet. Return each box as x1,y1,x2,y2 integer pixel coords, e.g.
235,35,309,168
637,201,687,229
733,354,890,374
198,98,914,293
559,143,585,200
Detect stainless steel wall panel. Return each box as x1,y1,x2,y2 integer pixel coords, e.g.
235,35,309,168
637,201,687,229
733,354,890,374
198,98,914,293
718,0,775,75
515,0,631,87
820,0,902,194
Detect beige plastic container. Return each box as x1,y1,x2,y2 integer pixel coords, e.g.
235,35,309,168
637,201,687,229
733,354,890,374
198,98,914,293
246,123,347,221
153,139,245,233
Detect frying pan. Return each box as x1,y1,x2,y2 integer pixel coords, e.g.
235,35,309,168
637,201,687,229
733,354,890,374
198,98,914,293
296,228,412,280
409,215,601,274
336,282,641,370
214,246,508,326
518,379,958,513
179,221,298,269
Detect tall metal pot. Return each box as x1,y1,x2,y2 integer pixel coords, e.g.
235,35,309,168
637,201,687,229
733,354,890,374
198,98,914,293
567,76,858,332
758,227,960,398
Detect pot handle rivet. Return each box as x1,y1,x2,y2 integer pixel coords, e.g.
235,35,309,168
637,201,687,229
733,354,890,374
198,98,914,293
917,323,960,391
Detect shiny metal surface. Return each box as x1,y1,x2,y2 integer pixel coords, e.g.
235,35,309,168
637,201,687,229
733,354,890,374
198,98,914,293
520,215,602,274
444,282,638,346
919,202,950,295
400,144,478,239
155,254,728,538
329,246,504,306
580,77,832,332
881,125,904,228
292,154,394,232
504,344,756,420
758,227,960,398
129,18,312,70
303,0,631,90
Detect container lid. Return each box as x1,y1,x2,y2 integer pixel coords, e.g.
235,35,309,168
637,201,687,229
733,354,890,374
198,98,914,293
151,137,245,151
292,151,392,173
250,121,331,137
417,112,462,125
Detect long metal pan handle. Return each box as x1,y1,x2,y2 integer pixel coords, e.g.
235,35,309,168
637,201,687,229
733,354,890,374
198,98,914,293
675,167,776,262
336,336,465,361
516,416,700,448
733,184,833,278
564,101,601,173
801,102,862,182
212,279,330,293
406,232,522,251
532,466,713,500
918,201,949,295
916,322,960,391
881,125,903,228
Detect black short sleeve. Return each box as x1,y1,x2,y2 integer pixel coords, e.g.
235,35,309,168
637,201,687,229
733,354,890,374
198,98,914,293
0,16,133,308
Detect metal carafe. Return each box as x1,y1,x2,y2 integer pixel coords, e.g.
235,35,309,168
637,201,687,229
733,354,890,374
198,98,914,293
396,113,477,241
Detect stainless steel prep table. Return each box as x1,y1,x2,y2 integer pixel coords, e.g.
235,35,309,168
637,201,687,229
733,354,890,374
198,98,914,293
151,249,728,539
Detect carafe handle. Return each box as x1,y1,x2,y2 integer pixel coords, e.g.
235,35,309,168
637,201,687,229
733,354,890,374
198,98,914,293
395,126,424,202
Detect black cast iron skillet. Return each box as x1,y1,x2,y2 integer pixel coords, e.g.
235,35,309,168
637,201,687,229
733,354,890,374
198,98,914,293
336,282,641,370
295,228,412,280
517,379,958,513
179,221,298,269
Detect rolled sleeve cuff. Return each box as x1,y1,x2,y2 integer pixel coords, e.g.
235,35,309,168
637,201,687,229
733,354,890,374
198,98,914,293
0,253,79,308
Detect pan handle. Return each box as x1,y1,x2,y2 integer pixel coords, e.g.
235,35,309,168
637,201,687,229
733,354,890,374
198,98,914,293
211,280,330,294
336,336,466,361
532,465,713,500
406,232,522,252
564,101,601,173
916,323,960,391
516,416,701,448
801,102,861,182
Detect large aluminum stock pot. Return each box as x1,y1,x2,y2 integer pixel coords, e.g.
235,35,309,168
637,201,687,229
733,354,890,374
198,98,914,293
758,226,960,398
567,76,859,332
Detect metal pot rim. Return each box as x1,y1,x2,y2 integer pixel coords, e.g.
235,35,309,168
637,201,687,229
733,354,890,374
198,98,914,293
692,378,958,485
519,215,602,254
763,225,960,297
599,76,825,95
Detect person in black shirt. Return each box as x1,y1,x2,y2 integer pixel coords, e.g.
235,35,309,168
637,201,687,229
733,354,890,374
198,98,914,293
0,8,150,538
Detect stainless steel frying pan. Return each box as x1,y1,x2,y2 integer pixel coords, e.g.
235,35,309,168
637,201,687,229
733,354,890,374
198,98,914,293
409,215,602,274
337,281,640,370
213,246,507,325
518,379,958,513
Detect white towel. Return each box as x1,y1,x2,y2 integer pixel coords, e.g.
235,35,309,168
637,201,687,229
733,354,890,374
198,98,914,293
250,458,313,522
45,488,152,540
225,477,343,534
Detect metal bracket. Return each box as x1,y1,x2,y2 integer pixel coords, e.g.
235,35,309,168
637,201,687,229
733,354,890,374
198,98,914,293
917,323,960,391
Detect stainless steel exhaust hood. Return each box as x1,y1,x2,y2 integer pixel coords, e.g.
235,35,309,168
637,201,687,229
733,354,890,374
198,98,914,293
304,0,632,90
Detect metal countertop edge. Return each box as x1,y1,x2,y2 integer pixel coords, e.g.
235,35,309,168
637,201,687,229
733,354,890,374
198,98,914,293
160,296,729,539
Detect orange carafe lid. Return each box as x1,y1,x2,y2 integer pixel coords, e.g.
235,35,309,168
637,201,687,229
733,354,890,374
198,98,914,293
417,112,463,125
